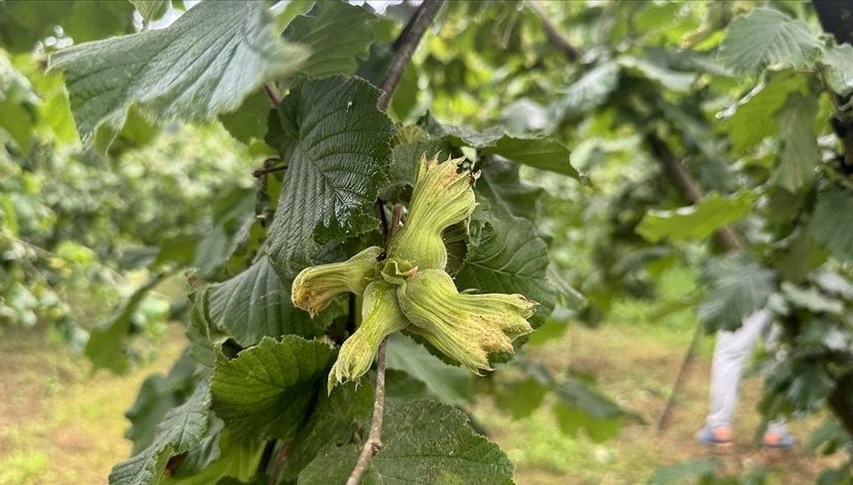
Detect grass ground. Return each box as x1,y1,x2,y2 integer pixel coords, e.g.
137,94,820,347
0,325,184,485
0,320,846,484
473,322,847,484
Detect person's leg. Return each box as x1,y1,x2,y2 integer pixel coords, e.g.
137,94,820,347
761,325,796,447
703,309,773,432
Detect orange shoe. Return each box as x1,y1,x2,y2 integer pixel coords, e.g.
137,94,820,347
696,425,733,446
762,430,796,448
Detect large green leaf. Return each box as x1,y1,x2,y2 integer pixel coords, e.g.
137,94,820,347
719,8,823,76
771,92,819,193
205,254,322,346
618,55,697,92
727,71,807,153
49,0,307,146
298,400,514,485
210,336,334,440
697,254,776,331
425,120,578,178
810,188,853,263
554,62,620,118
821,44,853,97
456,218,555,325
385,138,451,198
476,157,544,222
110,380,212,485
491,136,579,178
385,333,473,406
774,226,827,283
85,274,165,374
284,0,380,78
280,382,374,481
264,76,394,273
130,0,170,27
166,424,265,485
636,190,755,243
125,350,199,454
494,378,547,420
553,379,630,443
0,0,135,53
217,90,271,145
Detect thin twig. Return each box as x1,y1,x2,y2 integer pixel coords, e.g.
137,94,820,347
264,83,281,106
268,442,290,485
347,339,389,485
387,203,403,245
526,0,579,62
252,164,288,178
657,322,703,432
347,205,403,485
377,0,445,111
376,198,389,238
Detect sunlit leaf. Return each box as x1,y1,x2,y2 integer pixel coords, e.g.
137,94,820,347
719,8,822,76
821,44,853,97
726,71,807,153
636,190,755,243
0,0,135,53
554,62,620,117
49,1,308,147
130,0,170,27
425,120,578,178
618,56,697,92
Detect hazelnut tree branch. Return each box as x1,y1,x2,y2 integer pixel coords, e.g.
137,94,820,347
263,83,281,106
347,204,403,485
525,1,579,62
377,0,445,111
349,3,444,481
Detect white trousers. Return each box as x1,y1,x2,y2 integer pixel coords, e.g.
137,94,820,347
705,308,787,434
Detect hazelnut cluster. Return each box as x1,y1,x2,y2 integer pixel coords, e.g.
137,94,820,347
291,154,536,391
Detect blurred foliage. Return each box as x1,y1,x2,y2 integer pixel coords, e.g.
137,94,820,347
0,43,254,351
